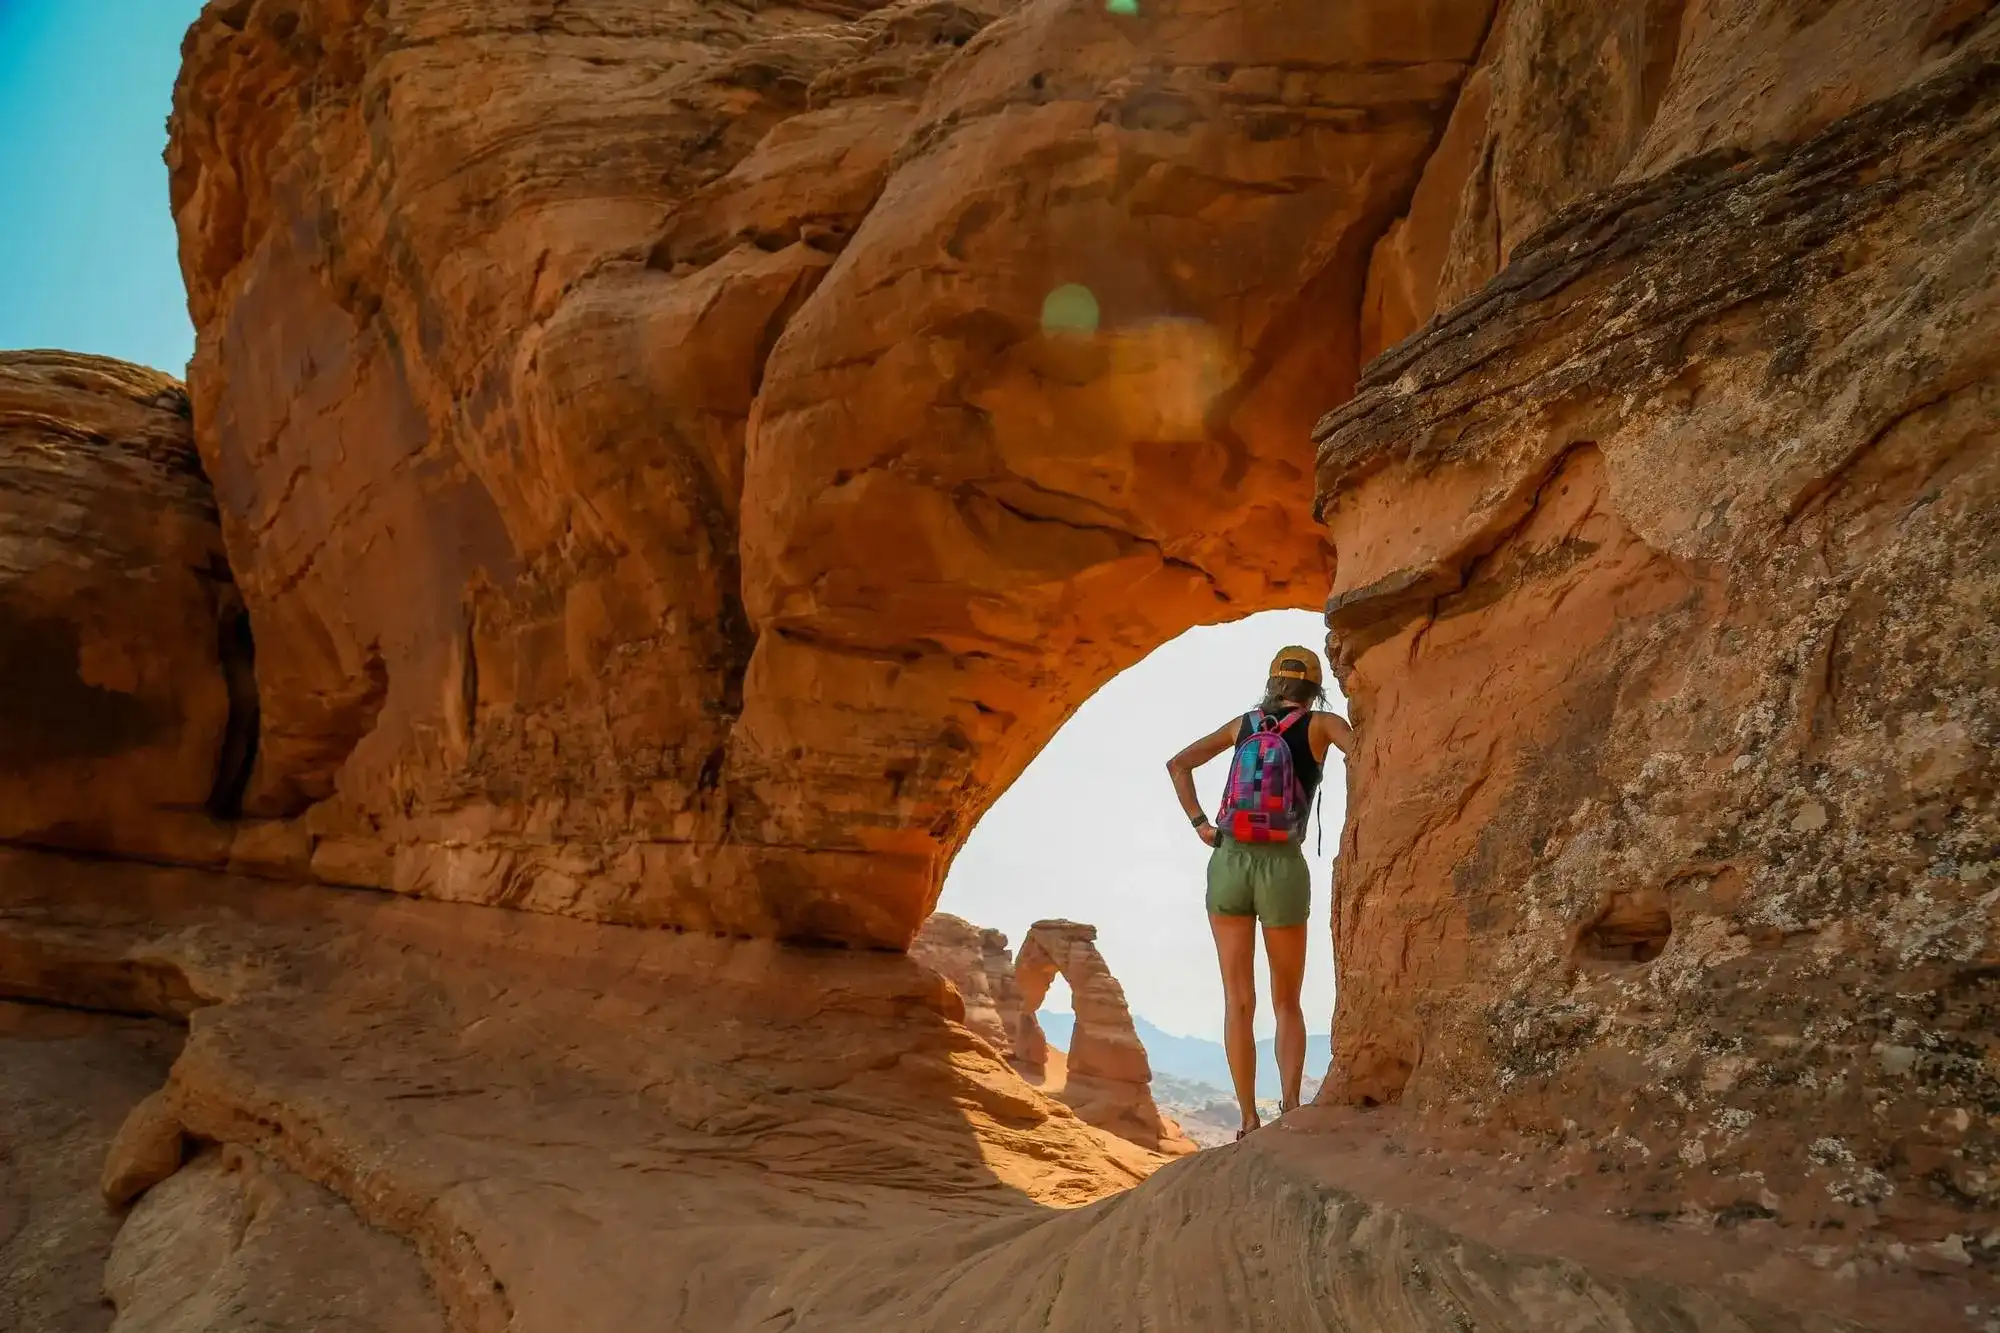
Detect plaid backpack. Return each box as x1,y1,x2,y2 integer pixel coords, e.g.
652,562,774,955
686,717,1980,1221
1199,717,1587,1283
1217,708,1307,843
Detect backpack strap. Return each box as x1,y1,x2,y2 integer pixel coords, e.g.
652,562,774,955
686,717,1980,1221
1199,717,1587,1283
1273,708,1309,734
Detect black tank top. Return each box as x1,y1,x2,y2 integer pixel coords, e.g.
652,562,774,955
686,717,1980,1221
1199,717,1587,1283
1234,709,1324,810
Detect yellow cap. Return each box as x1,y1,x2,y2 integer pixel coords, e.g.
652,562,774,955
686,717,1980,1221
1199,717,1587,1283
1268,646,1323,685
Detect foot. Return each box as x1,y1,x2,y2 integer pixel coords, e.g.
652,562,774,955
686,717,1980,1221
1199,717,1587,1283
1233,1115,1261,1142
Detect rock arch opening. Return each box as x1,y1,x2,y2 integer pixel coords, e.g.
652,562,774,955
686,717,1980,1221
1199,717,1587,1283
937,609,1345,1049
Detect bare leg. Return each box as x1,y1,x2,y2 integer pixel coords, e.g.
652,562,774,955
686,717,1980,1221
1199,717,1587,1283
1209,912,1259,1135
1263,923,1308,1111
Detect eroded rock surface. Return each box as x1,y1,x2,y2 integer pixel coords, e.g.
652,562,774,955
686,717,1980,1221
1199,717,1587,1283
106,1146,443,1333
99,1092,186,1209
1315,29,2000,1277
0,849,1157,1333
166,0,1496,945
1360,0,1999,357
910,911,1022,1056
11,0,1975,1324
4,850,1958,1332
0,1001,180,1333
0,352,249,866
1014,920,1195,1155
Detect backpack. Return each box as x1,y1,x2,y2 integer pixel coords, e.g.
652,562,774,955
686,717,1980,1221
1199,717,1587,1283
1217,709,1308,843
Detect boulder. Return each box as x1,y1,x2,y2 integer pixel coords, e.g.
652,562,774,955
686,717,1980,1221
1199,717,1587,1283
106,1145,442,1333
100,1090,186,1207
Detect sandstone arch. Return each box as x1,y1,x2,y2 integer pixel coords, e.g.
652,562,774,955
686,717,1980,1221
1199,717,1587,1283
166,0,1498,946
1012,920,1189,1153
4,0,1996,1319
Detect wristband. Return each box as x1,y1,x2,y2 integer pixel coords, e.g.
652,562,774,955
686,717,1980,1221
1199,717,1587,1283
1190,813,1211,828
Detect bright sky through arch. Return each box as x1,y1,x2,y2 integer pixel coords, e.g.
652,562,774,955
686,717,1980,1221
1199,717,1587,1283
940,609,1345,1043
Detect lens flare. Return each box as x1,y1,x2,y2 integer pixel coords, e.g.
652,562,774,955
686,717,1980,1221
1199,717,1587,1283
1040,284,1101,335
1105,0,1139,13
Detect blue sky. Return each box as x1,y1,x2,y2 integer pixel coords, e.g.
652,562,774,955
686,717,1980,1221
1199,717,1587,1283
0,0,206,373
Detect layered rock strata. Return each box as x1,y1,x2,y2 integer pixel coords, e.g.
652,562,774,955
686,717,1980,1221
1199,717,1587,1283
1359,0,2000,359
910,910,1022,1056
166,0,1498,945
0,351,250,866
1315,30,2000,1274
1014,919,1195,1155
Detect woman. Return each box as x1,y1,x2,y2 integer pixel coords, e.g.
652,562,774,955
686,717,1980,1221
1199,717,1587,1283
1165,645,1350,1140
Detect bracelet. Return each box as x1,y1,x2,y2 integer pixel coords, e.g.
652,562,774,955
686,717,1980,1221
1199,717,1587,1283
1189,813,1211,828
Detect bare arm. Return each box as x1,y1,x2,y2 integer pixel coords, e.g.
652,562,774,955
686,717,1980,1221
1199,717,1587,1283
1312,710,1354,762
1167,720,1239,844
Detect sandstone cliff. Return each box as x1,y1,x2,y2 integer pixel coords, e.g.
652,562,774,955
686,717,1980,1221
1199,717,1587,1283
0,352,250,867
1013,919,1197,1156
1317,10,2000,1274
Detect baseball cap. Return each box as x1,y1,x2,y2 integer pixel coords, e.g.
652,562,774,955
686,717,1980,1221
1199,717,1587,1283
1268,646,1323,685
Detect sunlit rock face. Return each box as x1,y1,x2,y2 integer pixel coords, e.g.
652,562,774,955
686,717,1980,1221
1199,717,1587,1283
913,912,1194,1154
909,910,1021,1055
166,0,1495,946
0,352,250,867
1316,11,2000,1265
1014,919,1197,1155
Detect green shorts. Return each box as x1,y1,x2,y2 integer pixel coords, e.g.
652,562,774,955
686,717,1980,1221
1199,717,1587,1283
1205,837,1311,927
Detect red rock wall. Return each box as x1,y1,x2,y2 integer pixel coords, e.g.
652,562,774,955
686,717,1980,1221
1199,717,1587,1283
0,352,247,867
166,0,1496,946
1316,25,2000,1259
1360,0,1993,357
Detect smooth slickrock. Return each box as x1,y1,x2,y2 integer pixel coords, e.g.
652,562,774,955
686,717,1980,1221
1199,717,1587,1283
1014,920,1196,1155
105,1146,443,1333
0,1001,181,1333
0,352,249,866
0,848,1158,1333
1315,30,2000,1278
166,0,1496,945
6,849,1965,1332
910,911,1021,1056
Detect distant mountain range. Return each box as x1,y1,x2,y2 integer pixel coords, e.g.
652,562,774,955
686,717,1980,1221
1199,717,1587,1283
1034,1010,1331,1099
